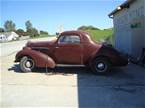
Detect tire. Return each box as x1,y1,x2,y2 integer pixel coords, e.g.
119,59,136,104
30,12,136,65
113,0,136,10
90,57,111,75
20,56,35,72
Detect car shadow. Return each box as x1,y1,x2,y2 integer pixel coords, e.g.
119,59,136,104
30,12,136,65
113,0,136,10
8,64,137,79
8,64,94,75
8,64,21,72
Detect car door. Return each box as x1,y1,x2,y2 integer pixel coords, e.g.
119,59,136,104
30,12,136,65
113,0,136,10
54,35,83,64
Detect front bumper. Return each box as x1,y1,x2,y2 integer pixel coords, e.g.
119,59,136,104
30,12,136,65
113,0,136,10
14,50,21,62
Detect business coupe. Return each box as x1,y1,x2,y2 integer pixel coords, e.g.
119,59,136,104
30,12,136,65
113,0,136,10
15,31,128,74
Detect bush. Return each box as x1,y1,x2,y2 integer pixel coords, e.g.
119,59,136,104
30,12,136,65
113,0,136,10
16,29,27,36
0,28,4,32
77,25,100,31
40,30,49,35
27,28,39,37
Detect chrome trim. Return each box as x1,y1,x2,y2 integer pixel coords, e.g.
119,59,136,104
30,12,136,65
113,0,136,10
31,47,49,50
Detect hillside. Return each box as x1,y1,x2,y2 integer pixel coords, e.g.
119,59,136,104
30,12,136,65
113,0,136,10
78,25,100,31
77,26,113,44
85,29,113,42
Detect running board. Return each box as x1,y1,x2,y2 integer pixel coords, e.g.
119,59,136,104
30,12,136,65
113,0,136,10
56,64,86,67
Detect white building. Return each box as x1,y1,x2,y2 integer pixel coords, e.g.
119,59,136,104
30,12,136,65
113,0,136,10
109,0,145,58
0,32,19,42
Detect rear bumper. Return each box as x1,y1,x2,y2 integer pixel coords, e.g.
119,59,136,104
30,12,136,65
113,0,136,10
120,54,129,65
113,54,129,66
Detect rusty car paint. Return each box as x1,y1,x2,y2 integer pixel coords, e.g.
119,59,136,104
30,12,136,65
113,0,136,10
15,48,55,68
15,30,128,68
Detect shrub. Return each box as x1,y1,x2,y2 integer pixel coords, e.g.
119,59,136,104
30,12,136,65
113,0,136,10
27,28,39,37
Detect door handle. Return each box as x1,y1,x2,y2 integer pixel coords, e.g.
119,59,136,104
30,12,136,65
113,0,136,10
55,46,59,49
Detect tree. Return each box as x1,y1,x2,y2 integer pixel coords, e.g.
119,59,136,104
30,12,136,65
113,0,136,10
25,20,40,37
4,20,16,32
27,28,39,37
25,20,32,30
16,29,26,36
40,30,49,35
0,28,4,32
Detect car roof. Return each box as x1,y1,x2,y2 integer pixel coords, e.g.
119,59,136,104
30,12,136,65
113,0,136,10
60,30,89,36
60,30,95,43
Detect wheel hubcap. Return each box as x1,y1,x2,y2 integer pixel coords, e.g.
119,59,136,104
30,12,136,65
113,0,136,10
97,62,105,70
25,59,34,69
25,61,32,68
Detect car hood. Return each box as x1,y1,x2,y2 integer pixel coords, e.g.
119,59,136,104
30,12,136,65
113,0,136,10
26,39,57,48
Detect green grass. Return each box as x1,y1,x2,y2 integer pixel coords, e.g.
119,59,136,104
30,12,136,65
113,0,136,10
83,29,113,44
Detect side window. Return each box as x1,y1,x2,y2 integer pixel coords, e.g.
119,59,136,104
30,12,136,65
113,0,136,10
58,35,80,44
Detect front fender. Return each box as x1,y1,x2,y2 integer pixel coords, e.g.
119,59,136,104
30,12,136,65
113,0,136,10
15,48,55,68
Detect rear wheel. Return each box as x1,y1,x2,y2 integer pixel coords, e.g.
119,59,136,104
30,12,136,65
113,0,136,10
91,57,111,75
20,56,35,72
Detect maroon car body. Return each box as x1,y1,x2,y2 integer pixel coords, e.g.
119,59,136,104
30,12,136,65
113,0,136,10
15,31,128,74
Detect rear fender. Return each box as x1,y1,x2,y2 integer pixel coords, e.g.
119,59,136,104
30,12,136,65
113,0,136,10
88,45,126,66
15,48,55,68
87,46,113,65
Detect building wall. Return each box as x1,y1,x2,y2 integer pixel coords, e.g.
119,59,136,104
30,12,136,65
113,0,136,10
113,0,145,58
113,9,132,55
144,0,145,47
0,34,7,42
144,16,145,47
129,0,145,57
0,32,19,42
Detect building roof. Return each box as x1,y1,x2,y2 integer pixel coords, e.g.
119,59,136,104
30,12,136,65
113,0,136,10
108,0,136,18
0,32,19,38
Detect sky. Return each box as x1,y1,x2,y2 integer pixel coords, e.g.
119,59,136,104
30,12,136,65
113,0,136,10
0,0,125,34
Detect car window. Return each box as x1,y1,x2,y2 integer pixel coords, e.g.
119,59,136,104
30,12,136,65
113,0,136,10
58,35,80,44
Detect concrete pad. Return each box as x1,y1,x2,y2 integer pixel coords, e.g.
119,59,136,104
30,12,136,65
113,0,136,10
0,39,145,107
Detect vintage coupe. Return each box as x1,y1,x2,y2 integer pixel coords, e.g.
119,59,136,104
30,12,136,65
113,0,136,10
15,31,128,74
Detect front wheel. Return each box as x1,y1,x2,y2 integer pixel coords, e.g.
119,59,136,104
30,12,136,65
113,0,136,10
20,56,35,72
90,57,111,75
